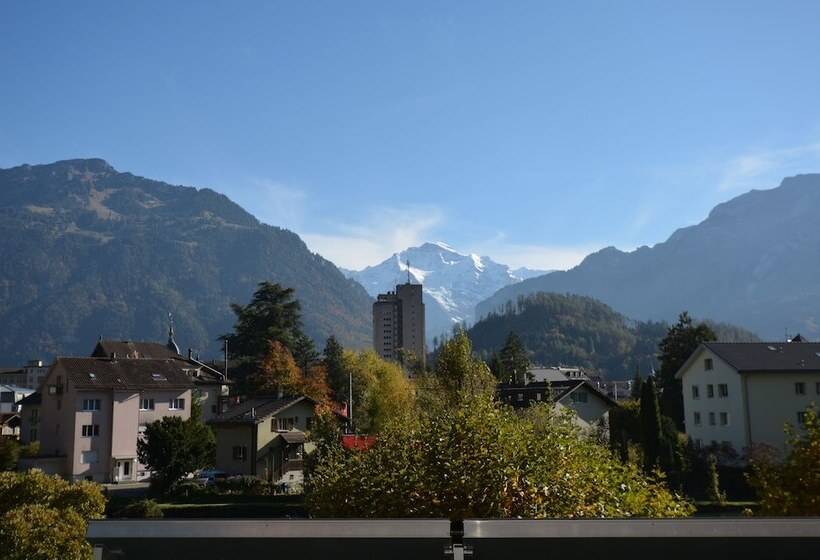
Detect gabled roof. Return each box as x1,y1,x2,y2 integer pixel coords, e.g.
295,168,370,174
17,391,41,406
92,340,180,360
209,396,309,425
497,379,618,407
676,341,820,378
54,358,194,390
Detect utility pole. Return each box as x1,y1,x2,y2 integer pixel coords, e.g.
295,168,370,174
224,338,229,381
348,369,354,433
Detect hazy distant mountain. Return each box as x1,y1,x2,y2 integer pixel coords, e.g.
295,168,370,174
477,174,820,341
0,159,372,363
344,241,550,341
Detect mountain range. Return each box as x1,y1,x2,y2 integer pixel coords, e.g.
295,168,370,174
0,159,372,364
476,174,820,341
343,242,548,342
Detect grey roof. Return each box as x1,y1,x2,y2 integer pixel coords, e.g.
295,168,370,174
497,379,618,407
55,358,194,390
210,396,308,424
17,391,41,405
704,341,820,372
92,340,180,360
278,430,306,444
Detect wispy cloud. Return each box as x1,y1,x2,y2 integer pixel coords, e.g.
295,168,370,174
718,142,820,192
233,179,307,231
301,205,444,270
468,233,597,272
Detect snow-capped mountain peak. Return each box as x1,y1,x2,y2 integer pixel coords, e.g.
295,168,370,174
344,242,551,342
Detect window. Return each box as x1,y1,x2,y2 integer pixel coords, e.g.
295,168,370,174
795,382,806,395
535,392,542,401
708,412,716,426
81,451,98,464
694,439,702,449
82,399,101,411
276,417,296,431
707,385,714,398
720,412,729,426
571,390,588,403
31,408,38,422
517,393,524,402
693,412,701,426
169,398,185,410
718,384,728,398
797,411,807,426
81,424,100,437
140,398,155,411
232,446,247,461
306,417,313,431
704,358,713,371
691,385,700,399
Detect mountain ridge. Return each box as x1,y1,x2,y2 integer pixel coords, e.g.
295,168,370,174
0,158,373,363
476,174,820,340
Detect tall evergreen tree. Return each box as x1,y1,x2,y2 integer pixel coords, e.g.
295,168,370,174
293,331,319,373
499,331,529,383
639,376,663,473
323,336,347,401
630,365,643,400
488,351,503,380
657,312,716,428
223,282,304,358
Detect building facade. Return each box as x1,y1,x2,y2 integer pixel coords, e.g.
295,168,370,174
30,357,194,482
373,282,425,368
497,379,616,431
677,340,820,454
210,396,329,490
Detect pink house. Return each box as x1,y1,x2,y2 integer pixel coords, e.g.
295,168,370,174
34,357,194,482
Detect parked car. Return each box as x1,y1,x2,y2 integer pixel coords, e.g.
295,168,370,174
194,469,228,486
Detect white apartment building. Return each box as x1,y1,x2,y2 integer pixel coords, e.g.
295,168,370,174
676,340,820,454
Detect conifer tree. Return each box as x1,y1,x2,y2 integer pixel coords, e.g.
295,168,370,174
500,331,529,383
639,376,662,473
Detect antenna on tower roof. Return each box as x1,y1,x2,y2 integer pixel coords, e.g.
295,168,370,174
406,259,411,284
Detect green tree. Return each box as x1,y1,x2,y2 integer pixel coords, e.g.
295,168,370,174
137,401,216,493
499,331,529,383
427,330,496,404
223,282,305,367
487,351,503,380
747,407,820,515
0,470,106,560
307,394,693,519
657,312,715,428
341,351,416,433
640,376,663,473
292,331,319,374
0,437,20,470
705,453,726,505
630,366,643,400
323,336,347,400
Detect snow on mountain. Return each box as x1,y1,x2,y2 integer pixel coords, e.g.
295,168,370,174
344,242,551,343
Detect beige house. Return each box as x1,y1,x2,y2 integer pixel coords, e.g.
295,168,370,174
29,357,194,482
497,380,616,431
676,340,820,454
211,396,336,489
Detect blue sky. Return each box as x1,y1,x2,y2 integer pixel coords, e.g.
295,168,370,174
3,1,820,270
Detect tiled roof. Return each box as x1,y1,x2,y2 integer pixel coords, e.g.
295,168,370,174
210,396,307,424
55,358,194,390
704,341,820,372
92,340,180,360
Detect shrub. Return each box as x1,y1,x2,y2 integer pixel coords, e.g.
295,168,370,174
0,437,20,470
117,499,164,518
0,471,106,560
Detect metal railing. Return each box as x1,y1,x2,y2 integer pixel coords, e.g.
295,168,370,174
88,517,820,559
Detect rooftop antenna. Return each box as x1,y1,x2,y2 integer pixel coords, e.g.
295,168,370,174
406,259,411,284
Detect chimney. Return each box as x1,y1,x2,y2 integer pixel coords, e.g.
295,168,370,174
188,348,193,360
